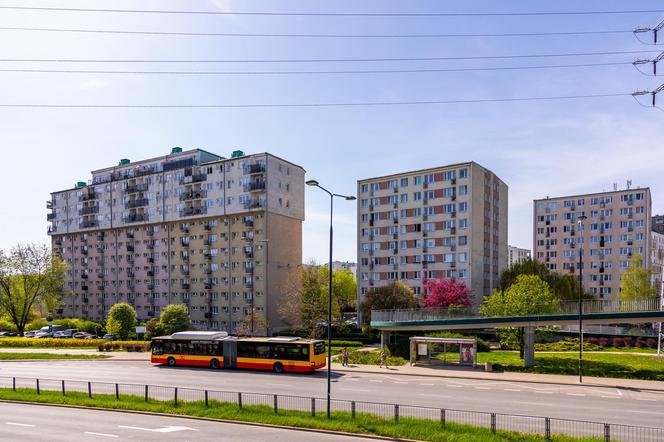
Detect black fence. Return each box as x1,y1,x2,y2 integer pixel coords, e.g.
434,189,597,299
0,375,661,442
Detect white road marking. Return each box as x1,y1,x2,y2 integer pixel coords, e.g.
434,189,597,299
119,425,199,433
534,391,553,394
419,383,434,386
417,393,456,399
84,432,119,438
368,380,382,383
567,393,586,397
601,396,619,399
624,410,664,415
339,388,370,392
448,385,462,388
504,389,521,392
635,398,657,402
393,381,408,384
5,422,35,427
513,401,553,407
474,387,491,390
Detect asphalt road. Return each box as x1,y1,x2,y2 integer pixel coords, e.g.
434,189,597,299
0,359,662,428
0,402,372,441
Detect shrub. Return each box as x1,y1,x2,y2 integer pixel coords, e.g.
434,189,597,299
425,331,491,352
635,338,645,348
599,337,609,347
534,338,601,352
329,340,364,347
646,338,657,349
0,338,105,348
612,337,624,348
623,337,633,348
586,337,599,346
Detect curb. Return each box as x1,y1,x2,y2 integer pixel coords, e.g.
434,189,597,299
0,399,408,441
332,366,664,393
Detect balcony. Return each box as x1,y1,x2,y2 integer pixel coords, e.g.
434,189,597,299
182,283,190,290
147,270,154,277
146,242,155,249
126,231,134,239
181,238,190,247
203,251,212,260
53,238,63,246
245,181,266,192
78,191,98,202
47,226,57,234
204,222,213,231
179,206,207,217
96,272,105,279
79,220,98,229
243,200,265,210
124,183,149,193
181,267,190,275
97,285,104,291
46,200,54,209
179,189,208,201
204,312,213,319
96,232,105,241
124,213,149,223
204,238,212,246
147,311,155,317
180,253,190,261
126,270,134,278
81,273,89,280
47,212,56,221
244,251,253,259
205,283,212,290
125,198,149,209
148,257,155,263
179,173,207,185
126,245,134,252
81,285,89,291
247,163,266,174
79,205,99,216
147,284,155,291
204,267,213,274
81,247,88,256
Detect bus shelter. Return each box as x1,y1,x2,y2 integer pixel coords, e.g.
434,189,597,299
409,337,477,368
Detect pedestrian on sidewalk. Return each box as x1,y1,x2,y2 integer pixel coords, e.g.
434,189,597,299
379,349,388,368
341,347,349,367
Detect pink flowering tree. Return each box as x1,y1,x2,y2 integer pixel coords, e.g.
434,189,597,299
423,278,472,310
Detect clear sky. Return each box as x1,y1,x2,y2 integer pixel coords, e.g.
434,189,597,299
1,0,663,263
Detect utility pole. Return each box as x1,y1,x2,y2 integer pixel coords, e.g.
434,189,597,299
633,50,664,75
634,17,664,44
632,82,664,107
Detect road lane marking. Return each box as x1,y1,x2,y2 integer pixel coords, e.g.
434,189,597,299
601,396,619,399
5,422,36,427
635,398,657,402
504,389,521,392
534,391,553,394
339,388,370,392
474,387,491,390
84,432,119,438
624,410,663,415
119,425,199,433
417,393,456,399
393,381,408,384
419,383,434,386
368,380,383,383
567,393,586,397
513,401,553,407
448,385,462,388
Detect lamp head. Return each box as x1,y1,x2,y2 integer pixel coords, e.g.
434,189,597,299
577,215,588,222
306,179,319,187
345,196,357,201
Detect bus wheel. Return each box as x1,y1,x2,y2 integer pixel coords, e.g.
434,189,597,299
273,362,284,373
210,359,220,369
167,357,176,367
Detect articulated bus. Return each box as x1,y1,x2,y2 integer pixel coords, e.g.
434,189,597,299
151,331,326,373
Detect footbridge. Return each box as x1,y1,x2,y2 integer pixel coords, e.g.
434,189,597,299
371,298,664,367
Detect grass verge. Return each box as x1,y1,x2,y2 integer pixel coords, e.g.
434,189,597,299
0,353,109,360
479,351,664,381
0,388,599,442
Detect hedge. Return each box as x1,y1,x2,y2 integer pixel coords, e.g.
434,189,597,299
329,340,364,348
97,342,150,352
0,338,106,348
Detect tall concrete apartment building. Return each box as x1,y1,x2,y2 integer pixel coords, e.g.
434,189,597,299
47,148,304,333
533,187,652,300
356,162,508,314
508,245,531,268
653,214,664,235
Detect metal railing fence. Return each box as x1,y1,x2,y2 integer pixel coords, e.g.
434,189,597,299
0,375,662,441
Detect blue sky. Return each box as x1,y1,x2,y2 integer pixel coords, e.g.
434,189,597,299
1,0,663,263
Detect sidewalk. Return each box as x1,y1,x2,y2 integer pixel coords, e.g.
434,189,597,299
331,362,664,392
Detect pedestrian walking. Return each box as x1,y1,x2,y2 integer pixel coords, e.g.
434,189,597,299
341,347,349,367
379,349,388,368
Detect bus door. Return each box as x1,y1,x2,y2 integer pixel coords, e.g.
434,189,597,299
223,340,237,368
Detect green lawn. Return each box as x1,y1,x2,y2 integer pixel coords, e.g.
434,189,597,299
0,353,109,360
0,388,600,442
479,351,664,380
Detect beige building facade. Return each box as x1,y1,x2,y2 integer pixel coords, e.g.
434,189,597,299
47,148,304,333
356,162,508,315
533,188,652,301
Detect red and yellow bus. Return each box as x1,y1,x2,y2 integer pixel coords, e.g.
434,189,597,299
151,331,326,373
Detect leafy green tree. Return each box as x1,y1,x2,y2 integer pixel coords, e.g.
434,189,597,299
158,304,192,335
105,303,137,340
500,258,589,301
143,318,164,340
480,275,560,358
0,244,68,336
278,263,339,338
332,268,357,312
360,281,421,326
236,308,269,336
620,253,656,301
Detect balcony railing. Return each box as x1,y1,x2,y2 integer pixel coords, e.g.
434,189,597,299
79,220,98,229
179,190,207,201
79,206,99,216
78,191,98,202
179,206,207,217
179,174,207,185
46,200,54,209
125,198,149,209
243,200,265,210
124,183,149,193
245,181,266,192
124,213,149,223
247,163,265,174
46,213,56,221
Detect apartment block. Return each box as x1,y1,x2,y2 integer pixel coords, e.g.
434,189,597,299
533,187,652,300
651,231,664,291
356,162,508,314
47,148,304,333
653,215,664,235
508,245,531,268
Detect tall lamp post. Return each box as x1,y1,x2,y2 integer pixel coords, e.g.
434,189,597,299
577,214,587,383
306,179,356,418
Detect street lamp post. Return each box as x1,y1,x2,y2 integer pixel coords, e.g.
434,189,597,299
306,179,356,418
577,214,587,383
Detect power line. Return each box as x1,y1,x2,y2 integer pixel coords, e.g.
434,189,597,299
0,50,658,64
1,5,662,17
0,62,630,76
0,26,633,38
0,93,630,108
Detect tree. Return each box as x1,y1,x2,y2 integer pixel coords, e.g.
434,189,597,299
620,253,656,301
360,281,421,326
236,308,269,336
500,258,588,302
480,274,560,358
105,303,137,340
423,278,472,310
332,268,357,312
158,304,191,335
0,244,68,336
278,263,339,338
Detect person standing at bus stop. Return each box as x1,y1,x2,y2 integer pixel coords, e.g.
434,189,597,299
341,347,349,367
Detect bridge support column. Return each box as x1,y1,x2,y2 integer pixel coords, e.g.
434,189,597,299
381,330,390,350
524,326,535,368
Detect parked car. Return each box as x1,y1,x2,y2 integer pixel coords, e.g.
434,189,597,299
23,330,37,338
54,329,77,338
73,332,94,339
35,325,65,338
103,333,115,341
0,331,16,337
